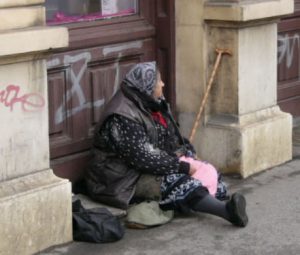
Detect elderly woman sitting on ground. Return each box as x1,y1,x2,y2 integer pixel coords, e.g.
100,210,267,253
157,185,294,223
85,61,248,227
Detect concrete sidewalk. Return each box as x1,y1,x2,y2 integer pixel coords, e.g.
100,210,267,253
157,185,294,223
39,147,300,255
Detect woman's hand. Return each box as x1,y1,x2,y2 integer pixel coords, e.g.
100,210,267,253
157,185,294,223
188,163,197,176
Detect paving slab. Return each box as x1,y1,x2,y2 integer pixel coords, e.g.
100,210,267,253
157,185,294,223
39,156,300,255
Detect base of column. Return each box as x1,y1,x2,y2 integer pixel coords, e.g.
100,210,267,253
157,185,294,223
0,169,72,255
197,106,292,178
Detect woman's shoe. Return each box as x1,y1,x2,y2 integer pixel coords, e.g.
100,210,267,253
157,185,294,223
226,193,248,227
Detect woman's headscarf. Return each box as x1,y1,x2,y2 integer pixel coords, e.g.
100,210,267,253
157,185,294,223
121,61,187,149
123,61,157,96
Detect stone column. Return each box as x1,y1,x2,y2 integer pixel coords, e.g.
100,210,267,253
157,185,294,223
176,0,294,178
201,0,294,178
0,1,72,254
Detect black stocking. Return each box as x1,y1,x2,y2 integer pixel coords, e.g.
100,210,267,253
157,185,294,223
190,194,230,221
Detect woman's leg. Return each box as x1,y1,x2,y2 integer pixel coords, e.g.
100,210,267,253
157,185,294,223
190,192,248,227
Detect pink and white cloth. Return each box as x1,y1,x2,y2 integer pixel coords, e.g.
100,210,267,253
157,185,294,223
179,156,218,196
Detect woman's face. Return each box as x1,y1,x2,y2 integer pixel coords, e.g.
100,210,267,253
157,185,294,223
152,72,165,99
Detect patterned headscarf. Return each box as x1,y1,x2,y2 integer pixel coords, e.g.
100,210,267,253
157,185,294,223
123,61,157,96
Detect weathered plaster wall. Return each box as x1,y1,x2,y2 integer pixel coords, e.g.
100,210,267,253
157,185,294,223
0,0,72,254
0,60,49,182
0,0,43,8
175,0,206,142
0,6,45,31
175,0,293,177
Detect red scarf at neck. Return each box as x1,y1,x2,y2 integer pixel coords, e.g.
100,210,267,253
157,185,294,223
151,111,168,128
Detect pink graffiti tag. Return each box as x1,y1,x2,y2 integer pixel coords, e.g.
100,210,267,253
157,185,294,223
0,84,45,112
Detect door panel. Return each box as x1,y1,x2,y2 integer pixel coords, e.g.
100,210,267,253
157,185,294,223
156,0,176,112
278,0,300,117
47,39,155,181
48,69,69,137
47,0,175,182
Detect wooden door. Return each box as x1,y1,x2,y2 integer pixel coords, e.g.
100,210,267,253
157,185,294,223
278,0,300,118
47,0,175,182
156,0,176,111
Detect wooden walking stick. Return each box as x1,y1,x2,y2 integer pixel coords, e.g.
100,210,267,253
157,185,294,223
189,48,232,143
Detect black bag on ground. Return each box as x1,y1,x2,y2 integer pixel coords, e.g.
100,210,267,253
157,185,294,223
72,199,125,243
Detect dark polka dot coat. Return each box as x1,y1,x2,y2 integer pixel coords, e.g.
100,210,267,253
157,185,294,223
98,114,227,211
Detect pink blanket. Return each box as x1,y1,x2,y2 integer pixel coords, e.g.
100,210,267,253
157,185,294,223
179,156,218,196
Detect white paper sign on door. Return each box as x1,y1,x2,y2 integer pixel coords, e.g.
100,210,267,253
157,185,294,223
101,0,118,15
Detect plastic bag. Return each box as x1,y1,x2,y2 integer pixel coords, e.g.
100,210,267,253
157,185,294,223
72,199,124,243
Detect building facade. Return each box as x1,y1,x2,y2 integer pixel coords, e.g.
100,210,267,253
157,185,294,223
0,0,297,253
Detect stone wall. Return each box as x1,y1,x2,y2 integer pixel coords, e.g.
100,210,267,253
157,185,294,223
0,1,72,254
175,0,294,177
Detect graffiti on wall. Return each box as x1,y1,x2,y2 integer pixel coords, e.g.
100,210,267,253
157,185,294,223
48,52,106,125
0,84,45,112
47,41,142,125
103,41,142,95
278,33,300,69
